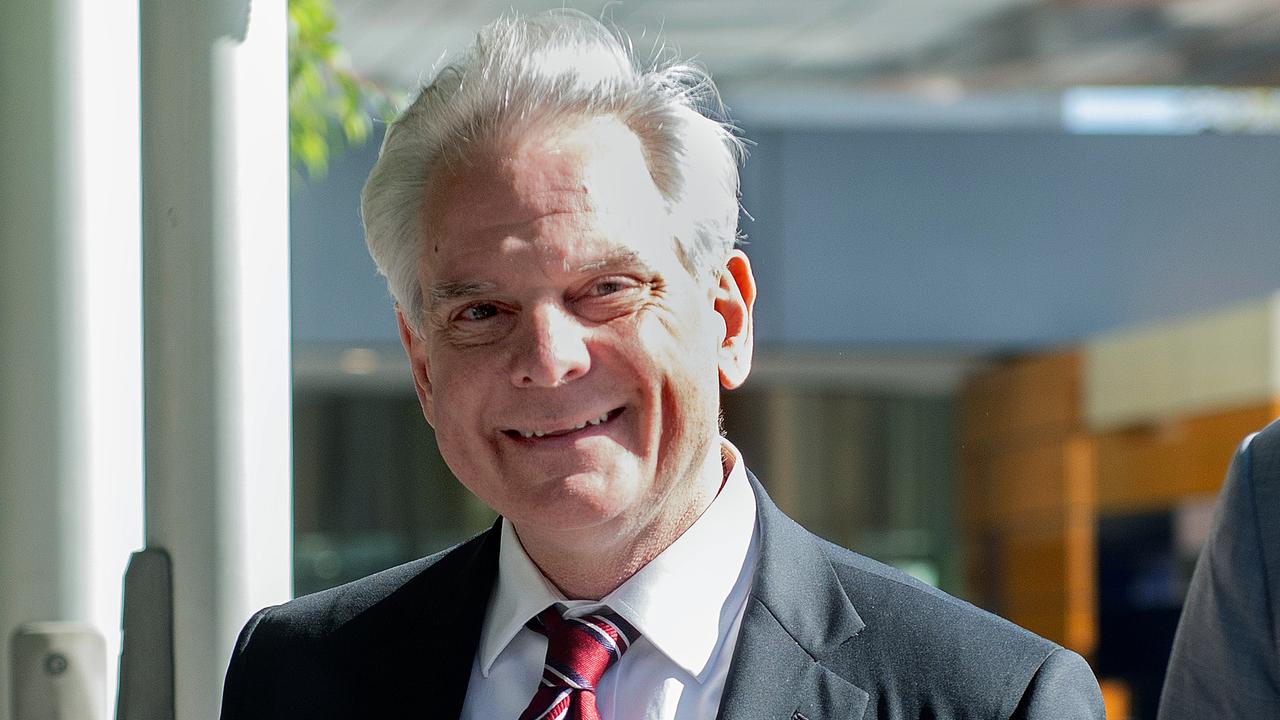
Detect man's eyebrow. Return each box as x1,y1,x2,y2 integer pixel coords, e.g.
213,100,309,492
427,280,497,310
426,252,650,310
576,250,649,274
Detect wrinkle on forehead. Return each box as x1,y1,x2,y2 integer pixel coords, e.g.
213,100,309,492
425,168,589,251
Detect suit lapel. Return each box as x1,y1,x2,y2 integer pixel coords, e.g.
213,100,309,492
367,521,500,716
717,474,870,720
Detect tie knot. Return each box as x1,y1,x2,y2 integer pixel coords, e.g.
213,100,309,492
528,607,640,691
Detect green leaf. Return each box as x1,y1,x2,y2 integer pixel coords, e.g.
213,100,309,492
287,0,396,179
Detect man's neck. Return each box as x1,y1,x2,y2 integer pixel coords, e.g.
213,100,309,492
514,447,728,600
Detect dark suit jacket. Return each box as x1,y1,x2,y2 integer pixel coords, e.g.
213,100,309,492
1158,418,1280,719
221,474,1104,719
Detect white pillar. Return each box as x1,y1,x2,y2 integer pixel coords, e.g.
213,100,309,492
0,0,144,717
139,0,293,716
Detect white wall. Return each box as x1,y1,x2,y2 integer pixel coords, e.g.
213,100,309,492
0,0,144,716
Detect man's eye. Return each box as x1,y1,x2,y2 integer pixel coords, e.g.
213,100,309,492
590,277,642,297
593,280,625,296
458,303,498,322
573,276,650,323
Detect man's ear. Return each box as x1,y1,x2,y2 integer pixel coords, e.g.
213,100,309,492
396,306,436,427
714,249,756,389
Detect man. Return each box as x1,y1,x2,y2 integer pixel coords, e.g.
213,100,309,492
1158,418,1280,719
221,11,1104,719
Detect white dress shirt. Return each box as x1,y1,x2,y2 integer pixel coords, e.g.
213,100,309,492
460,440,759,720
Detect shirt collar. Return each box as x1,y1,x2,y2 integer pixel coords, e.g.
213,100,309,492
477,439,758,682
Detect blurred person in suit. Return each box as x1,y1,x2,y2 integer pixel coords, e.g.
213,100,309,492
220,10,1104,719
1159,418,1280,719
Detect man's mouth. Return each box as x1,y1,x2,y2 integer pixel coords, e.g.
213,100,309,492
502,407,625,440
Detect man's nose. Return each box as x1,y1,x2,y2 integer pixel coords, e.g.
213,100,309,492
510,303,591,388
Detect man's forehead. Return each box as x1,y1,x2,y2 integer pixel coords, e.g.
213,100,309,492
425,118,663,238
426,206,662,267
425,162,590,240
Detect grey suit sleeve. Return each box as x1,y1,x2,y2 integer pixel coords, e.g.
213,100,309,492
1011,648,1105,720
1158,432,1280,720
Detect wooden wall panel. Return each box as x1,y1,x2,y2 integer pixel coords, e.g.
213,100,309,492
1094,402,1280,514
960,352,1081,449
961,347,1277,688
958,350,1097,656
964,443,1068,526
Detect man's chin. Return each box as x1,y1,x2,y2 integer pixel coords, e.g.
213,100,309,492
508,475,639,530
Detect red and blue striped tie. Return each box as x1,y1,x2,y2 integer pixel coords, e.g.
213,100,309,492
518,606,640,720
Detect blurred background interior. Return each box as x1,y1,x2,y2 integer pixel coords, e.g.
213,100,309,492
3,1,1280,719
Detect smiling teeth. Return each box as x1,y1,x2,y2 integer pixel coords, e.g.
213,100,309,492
518,412,611,439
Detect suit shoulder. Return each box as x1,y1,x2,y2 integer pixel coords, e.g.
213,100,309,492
244,530,490,642
817,539,1075,708
1247,416,1280,449
745,476,1101,715
1242,417,1280,482
222,529,498,717
823,538,1052,650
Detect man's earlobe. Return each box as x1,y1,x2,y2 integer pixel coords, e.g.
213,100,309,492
715,250,756,390
395,306,436,426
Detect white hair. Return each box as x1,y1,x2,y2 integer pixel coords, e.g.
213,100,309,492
360,10,746,332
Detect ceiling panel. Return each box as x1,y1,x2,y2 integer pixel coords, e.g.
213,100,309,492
330,0,1280,124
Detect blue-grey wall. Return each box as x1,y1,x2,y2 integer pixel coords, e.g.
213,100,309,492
292,128,1280,349
290,139,390,346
